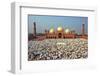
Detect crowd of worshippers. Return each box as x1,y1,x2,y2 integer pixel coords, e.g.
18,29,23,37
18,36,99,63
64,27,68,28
28,39,88,61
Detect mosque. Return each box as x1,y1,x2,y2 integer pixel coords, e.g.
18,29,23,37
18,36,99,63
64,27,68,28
45,26,76,39
31,22,87,40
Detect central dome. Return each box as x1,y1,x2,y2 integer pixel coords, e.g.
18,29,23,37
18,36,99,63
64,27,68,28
57,26,63,31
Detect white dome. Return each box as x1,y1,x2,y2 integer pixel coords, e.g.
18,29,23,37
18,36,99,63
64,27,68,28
65,29,69,33
49,28,54,33
57,26,63,31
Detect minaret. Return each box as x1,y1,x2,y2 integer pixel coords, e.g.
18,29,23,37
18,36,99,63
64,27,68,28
33,22,36,38
82,18,85,35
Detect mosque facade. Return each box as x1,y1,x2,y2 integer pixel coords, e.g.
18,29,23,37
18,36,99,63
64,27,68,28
31,22,87,40
45,26,76,39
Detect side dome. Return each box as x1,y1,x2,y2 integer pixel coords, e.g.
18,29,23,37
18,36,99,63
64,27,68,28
49,28,54,33
65,28,70,33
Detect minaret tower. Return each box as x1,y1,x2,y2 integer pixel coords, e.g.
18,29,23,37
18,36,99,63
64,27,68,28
33,22,36,38
82,18,85,35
